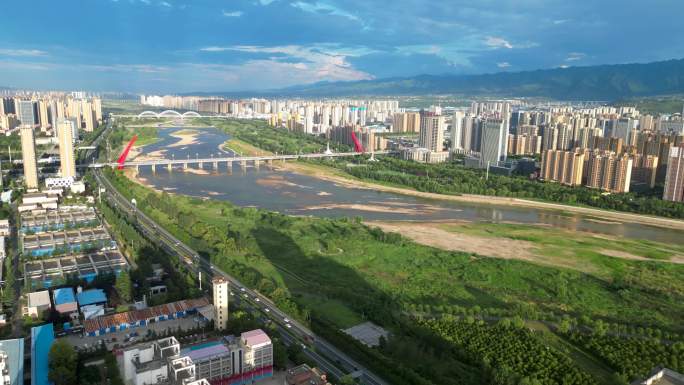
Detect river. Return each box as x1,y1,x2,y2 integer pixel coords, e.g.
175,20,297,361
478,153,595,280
133,126,684,244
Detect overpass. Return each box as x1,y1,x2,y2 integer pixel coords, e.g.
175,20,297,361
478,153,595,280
85,151,391,170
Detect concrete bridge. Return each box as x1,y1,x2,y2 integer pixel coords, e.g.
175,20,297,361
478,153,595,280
111,111,257,120
86,151,391,171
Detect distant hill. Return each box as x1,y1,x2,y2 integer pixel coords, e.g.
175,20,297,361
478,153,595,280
200,58,684,100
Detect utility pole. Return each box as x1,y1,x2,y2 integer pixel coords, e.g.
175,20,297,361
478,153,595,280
486,161,490,180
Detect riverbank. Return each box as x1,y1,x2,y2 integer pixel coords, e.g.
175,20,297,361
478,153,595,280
280,161,684,231
367,220,684,273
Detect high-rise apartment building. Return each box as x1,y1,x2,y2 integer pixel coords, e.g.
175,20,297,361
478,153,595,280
631,154,659,189
586,152,633,193
20,125,39,189
450,111,464,149
57,119,76,179
38,100,50,131
480,118,507,167
212,277,229,331
418,112,444,152
17,100,37,127
81,100,95,132
663,145,684,202
541,150,585,186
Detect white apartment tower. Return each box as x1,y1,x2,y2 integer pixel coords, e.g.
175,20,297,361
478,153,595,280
57,119,77,179
213,277,229,331
419,112,445,152
20,125,39,189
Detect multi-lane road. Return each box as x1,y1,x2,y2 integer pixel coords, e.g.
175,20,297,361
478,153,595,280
92,168,387,385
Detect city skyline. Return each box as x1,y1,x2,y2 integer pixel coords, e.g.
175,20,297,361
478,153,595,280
2,0,684,92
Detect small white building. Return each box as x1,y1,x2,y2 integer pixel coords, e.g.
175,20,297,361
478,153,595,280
24,291,51,317
123,337,197,385
0,220,9,236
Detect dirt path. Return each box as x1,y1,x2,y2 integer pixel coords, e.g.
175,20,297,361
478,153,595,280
366,221,538,261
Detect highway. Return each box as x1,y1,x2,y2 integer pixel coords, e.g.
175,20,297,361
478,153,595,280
92,168,388,385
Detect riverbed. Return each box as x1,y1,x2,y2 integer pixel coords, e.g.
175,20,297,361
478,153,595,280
132,126,684,244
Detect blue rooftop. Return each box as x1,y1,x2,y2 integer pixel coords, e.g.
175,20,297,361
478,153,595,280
0,338,24,385
76,289,107,307
53,288,76,306
31,324,54,385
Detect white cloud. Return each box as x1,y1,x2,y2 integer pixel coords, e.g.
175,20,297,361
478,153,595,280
222,10,243,17
497,62,511,68
565,52,585,61
0,48,48,57
485,36,513,49
159,1,172,7
553,19,569,25
198,44,372,83
256,0,277,4
291,1,358,22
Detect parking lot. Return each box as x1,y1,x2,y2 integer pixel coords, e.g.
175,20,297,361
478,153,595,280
63,315,209,351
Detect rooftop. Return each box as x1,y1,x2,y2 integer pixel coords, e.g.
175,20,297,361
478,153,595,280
0,339,25,385
633,368,684,385
241,329,271,348
181,341,230,362
76,289,107,307
53,288,76,305
30,324,54,385
27,291,51,308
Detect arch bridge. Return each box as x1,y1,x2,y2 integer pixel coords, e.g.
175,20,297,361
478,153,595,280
136,110,202,119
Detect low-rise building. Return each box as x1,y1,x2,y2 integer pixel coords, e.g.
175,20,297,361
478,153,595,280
24,291,51,317
20,207,98,234
123,337,197,385
285,364,331,385
21,227,114,257
181,329,273,384
24,251,129,289
0,338,25,385
631,367,684,385
83,297,209,337
76,288,107,308
30,324,54,385
53,288,77,315
0,220,9,237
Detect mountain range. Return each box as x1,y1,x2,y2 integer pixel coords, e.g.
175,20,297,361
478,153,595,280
199,58,684,100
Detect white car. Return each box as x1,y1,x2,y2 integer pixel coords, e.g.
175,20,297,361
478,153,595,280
284,318,289,323
286,324,292,328
254,298,260,302
264,308,270,312
240,287,246,292
243,294,248,298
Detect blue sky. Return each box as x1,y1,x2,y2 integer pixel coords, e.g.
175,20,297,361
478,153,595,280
1,0,683,93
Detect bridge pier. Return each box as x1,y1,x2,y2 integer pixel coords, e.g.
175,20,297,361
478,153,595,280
267,159,273,169
167,163,172,173
212,161,218,171
198,161,203,169
226,161,232,174
135,165,139,173
183,162,188,170
151,164,156,174
240,160,246,169
254,159,260,169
